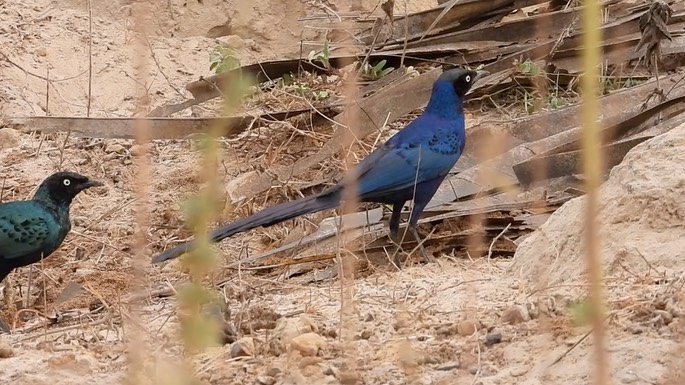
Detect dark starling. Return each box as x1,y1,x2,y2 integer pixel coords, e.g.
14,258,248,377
0,171,103,283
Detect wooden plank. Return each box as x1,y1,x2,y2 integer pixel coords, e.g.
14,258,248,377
357,0,550,45
1,106,339,139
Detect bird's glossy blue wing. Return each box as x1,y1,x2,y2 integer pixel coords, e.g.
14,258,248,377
0,202,52,259
351,115,465,199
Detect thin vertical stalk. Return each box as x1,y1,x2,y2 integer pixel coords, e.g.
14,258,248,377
337,58,360,375
126,2,151,385
580,0,608,384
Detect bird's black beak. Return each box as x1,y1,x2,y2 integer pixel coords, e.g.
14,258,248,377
473,70,490,83
80,179,104,190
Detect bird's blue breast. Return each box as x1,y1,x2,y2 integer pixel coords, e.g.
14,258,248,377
0,201,67,259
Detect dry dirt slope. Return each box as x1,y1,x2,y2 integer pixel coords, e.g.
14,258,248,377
1,0,685,384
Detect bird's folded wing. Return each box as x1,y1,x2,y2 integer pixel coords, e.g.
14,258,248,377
353,142,458,199
0,211,50,259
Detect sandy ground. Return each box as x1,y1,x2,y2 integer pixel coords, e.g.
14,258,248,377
1,0,684,384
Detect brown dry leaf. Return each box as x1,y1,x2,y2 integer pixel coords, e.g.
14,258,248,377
636,0,674,67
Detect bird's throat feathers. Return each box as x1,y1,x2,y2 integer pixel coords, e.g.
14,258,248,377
33,187,74,214
424,80,464,118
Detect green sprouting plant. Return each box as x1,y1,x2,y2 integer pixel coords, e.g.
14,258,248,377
209,46,241,74
307,40,331,70
512,59,576,114
312,90,330,100
601,75,645,94
361,59,394,80
279,73,331,101
548,94,566,110
518,58,543,76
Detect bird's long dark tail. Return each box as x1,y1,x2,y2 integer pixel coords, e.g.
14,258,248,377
151,190,341,264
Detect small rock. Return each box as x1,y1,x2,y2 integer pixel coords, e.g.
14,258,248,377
357,329,372,340
628,324,645,335
510,366,529,377
270,314,318,355
655,310,673,325
230,337,255,357
658,326,672,338
339,370,361,385
36,341,54,352
468,364,479,375
322,365,339,377
216,35,245,50
0,128,20,150
436,325,456,337
363,312,374,322
36,47,48,56
484,332,502,346
129,144,150,157
323,327,338,339
104,143,126,154
256,375,276,385
290,332,325,357
0,340,13,358
436,361,460,371
457,320,478,336
394,313,412,331
265,367,281,377
501,305,529,325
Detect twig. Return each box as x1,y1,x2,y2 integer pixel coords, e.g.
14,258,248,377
146,37,186,99
87,0,93,117
550,327,592,366
0,51,88,82
487,222,511,265
16,311,119,342
549,313,615,367
45,67,50,115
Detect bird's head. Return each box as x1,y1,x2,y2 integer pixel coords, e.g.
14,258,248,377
34,171,104,206
426,68,489,116
437,67,489,98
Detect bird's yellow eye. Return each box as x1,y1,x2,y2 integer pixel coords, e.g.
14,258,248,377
63,179,71,186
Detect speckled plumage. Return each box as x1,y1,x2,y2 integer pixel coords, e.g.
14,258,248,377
0,172,102,283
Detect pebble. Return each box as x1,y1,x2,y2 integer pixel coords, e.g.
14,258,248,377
457,320,478,336
510,366,528,377
216,35,245,50
256,375,276,385
357,329,372,340
628,324,645,335
104,143,126,154
230,337,255,357
501,305,529,325
129,144,150,156
339,370,361,385
266,367,281,377
0,128,20,150
0,340,13,358
484,331,502,346
290,332,325,357
436,325,455,337
658,325,672,338
655,310,673,325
